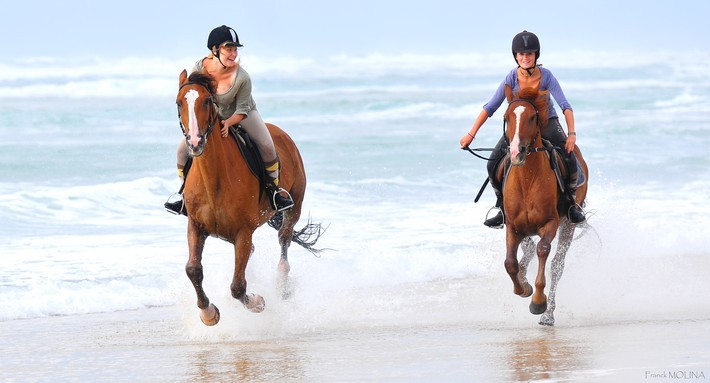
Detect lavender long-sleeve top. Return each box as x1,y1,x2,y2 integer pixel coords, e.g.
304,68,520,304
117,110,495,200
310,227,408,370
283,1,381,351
482,66,572,119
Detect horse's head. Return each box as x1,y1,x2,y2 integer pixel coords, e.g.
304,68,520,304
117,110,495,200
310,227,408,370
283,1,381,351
504,87,549,166
176,70,218,157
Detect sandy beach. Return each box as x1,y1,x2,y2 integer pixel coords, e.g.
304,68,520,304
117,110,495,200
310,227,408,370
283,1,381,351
1,302,708,382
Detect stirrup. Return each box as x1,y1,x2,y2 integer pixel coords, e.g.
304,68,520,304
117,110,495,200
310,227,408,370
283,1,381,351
484,207,504,229
567,203,586,225
272,188,294,212
164,192,186,216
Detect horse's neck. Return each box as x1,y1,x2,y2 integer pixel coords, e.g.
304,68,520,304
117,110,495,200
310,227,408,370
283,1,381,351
193,135,239,190
510,140,554,191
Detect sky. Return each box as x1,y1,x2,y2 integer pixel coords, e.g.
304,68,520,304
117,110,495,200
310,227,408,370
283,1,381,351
1,0,708,60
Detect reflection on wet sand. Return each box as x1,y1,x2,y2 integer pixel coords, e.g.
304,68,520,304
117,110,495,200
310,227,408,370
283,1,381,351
503,327,589,382
189,341,305,382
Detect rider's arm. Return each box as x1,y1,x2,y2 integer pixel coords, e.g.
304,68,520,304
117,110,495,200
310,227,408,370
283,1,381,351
460,73,513,148
563,108,576,153
544,69,577,153
460,109,490,148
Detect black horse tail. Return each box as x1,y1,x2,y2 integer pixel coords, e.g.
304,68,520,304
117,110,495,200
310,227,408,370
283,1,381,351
267,214,328,256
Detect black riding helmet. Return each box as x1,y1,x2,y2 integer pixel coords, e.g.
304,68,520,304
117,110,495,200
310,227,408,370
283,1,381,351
511,30,540,70
207,25,243,51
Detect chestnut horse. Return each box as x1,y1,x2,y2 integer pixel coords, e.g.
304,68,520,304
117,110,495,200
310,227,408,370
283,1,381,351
502,87,588,326
176,70,321,326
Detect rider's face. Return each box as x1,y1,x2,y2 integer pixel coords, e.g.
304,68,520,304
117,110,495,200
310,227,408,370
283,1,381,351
219,45,239,65
516,52,535,69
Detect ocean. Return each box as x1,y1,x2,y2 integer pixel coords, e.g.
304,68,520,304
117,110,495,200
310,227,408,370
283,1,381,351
1,50,709,336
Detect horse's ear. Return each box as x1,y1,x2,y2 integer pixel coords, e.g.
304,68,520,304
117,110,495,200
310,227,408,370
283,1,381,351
179,70,188,87
504,84,513,102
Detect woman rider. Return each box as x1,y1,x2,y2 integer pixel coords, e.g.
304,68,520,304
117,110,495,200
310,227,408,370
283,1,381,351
166,25,294,214
459,30,585,228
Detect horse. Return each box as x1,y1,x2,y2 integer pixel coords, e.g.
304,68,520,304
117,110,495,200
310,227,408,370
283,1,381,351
176,69,322,326
501,87,588,326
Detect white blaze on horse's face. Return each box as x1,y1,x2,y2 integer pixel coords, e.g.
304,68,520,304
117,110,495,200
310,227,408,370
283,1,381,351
509,105,526,160
185,89,201,148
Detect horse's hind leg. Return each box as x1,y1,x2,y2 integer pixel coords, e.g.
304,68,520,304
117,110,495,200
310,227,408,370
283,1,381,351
517,237,535,298
276,208,301,299
540,222,574,326
186,221,220,326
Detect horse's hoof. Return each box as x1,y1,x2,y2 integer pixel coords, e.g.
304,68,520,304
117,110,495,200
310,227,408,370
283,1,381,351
539,313,555,326
529,300,547,315
520,283,533,298
200,303,220,326
245,293,265,313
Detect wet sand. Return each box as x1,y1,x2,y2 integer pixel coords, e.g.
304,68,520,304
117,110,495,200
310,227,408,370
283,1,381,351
1,305,708,382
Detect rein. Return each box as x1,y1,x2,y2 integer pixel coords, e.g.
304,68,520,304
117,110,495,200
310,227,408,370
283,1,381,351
463,97,546,162
177,81,219,142
463,96,555,203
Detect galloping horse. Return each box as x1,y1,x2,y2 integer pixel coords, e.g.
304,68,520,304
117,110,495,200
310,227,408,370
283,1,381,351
501,87,588,326
176,70,321,326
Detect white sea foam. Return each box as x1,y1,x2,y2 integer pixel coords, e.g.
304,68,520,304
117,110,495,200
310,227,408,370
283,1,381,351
1,51,706,98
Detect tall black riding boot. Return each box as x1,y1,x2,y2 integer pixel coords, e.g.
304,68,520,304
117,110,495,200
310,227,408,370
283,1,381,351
484,189,504,229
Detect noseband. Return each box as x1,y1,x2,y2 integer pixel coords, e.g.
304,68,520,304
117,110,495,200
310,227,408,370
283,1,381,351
176,81,219,143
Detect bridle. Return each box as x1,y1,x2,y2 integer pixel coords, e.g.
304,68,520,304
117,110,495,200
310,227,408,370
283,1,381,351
504,98,547,156
176,81,219,144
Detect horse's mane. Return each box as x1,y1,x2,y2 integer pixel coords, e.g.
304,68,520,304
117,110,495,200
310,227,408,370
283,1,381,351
187,71,217,95
515,87,549,124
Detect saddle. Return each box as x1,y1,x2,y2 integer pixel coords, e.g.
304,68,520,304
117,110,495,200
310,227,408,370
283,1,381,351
491,140,586,194
228,125,269,200
544,140,586,191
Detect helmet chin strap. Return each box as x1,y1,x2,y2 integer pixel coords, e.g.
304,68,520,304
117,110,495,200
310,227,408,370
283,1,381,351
211,47,228,69
520,65,536,76
517,60,537,76
216,52,227,69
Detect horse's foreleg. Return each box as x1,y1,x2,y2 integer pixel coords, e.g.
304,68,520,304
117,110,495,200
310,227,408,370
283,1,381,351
540,223,574,326
231,230,265,313
530,226,555,315
504,229,526,296
186,221,220,326
517,237,536,298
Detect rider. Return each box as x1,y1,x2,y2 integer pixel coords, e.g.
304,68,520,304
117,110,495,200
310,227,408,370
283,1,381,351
459,30,585,228
165,25,294,214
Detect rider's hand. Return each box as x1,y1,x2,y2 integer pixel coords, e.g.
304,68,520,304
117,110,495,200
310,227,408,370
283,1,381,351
460,133,474,149
220,121,229,137
565,134,576,153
